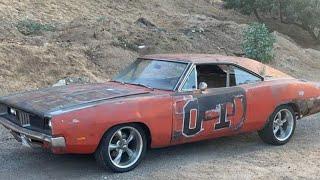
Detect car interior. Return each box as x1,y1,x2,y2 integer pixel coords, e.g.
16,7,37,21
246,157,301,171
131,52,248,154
181,64,262,91
197,64,237,88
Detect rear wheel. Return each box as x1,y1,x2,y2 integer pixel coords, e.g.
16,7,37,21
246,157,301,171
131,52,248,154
258,105,296,145
95,124,147,172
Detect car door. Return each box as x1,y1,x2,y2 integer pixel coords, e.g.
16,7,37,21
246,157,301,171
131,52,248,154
171,64,262,144
227,64,270,132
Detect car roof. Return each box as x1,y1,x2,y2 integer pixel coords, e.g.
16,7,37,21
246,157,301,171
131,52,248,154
143,54,251,64
142,54,292,79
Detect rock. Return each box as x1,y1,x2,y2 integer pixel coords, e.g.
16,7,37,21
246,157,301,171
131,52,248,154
52,77,91,87
199,27,205,33
135,17,166,33
135,17,157,28
182,26,206,37
52,79,67,87
138,45,146,49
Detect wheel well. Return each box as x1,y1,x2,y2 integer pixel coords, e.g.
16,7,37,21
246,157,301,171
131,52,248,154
134,122,152,148
261,102,301,131
286,103,301,118
97,122,152,151
276,103,301,119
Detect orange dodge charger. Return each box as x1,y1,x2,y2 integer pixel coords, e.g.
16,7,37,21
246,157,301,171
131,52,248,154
0,54,319,172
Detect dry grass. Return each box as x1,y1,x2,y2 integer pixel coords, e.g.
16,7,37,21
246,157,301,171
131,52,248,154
0,0,319,95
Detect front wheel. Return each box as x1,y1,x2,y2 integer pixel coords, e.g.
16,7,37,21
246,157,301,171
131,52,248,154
258,105,296,145
95,124,147,172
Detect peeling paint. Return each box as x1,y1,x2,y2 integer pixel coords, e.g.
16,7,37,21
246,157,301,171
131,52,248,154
296,97,320,117
76,137,86,141
72,119,80,124
299,91,305,97
0,82,150,117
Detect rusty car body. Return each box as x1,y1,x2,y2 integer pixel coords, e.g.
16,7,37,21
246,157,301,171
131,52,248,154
0,54,319,172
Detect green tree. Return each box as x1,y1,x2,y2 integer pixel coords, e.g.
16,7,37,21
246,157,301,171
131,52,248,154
282,0,320,41
223,0,277,21
242,23,276,63
223,0,320,42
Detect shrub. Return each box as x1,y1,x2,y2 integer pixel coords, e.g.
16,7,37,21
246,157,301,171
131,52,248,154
16,19,55,35
96,16,108,23
242,23,276,63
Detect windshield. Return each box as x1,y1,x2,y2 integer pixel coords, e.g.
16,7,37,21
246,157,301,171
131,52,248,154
113,59,188,90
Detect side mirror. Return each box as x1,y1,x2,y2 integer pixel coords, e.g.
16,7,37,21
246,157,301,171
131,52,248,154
199,82,208,92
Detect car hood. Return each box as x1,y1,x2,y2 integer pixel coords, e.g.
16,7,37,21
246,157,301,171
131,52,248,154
0,82,150,117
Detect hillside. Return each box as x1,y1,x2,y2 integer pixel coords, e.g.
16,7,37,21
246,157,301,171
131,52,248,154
0,0,319,95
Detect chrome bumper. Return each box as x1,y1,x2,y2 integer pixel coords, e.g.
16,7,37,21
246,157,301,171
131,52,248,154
0,117,66,148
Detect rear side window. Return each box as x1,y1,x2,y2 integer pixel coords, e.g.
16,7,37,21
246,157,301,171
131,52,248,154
229,66,262,86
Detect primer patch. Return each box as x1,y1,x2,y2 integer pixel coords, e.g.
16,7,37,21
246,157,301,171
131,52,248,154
298,91,305,97
72,119,80,123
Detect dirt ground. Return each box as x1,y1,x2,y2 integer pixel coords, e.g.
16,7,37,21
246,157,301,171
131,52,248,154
0,114,320,180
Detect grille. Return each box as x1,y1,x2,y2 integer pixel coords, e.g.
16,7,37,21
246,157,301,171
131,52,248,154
1,105,49,133
18,111,31,127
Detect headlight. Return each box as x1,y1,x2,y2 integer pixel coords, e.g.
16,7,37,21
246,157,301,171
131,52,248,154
9,108,17,116
48,120,52,128
44,117,52,130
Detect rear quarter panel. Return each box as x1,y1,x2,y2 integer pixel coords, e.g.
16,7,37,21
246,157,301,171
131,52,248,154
292,81,320,116
243,79,320,131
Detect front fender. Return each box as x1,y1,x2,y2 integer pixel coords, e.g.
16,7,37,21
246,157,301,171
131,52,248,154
50,94,173,154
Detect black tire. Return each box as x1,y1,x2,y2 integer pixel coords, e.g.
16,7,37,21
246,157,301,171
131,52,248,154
94,124,147,173
258,105,296,145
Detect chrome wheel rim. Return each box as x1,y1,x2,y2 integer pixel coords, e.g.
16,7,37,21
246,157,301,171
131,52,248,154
108,126,143,169
273,109,294,141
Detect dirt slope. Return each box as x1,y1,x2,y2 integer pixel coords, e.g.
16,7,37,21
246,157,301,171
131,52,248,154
273,33,320,81
0,0,319,96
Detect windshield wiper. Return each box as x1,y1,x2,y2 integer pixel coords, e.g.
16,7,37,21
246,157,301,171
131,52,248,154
128,82,154,91
110,80,126,84
110,80,154,90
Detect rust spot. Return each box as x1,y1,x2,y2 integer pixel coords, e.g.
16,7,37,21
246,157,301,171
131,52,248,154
298,91,305,97
76,137,86,141
296,98,320,117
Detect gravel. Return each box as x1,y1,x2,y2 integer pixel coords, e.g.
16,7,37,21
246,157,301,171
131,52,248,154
0,114,320,180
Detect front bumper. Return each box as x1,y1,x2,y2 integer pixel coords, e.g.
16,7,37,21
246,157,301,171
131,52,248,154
0,117,66,148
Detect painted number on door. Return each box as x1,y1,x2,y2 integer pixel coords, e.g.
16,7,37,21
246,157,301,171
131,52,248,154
182,95,246,137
